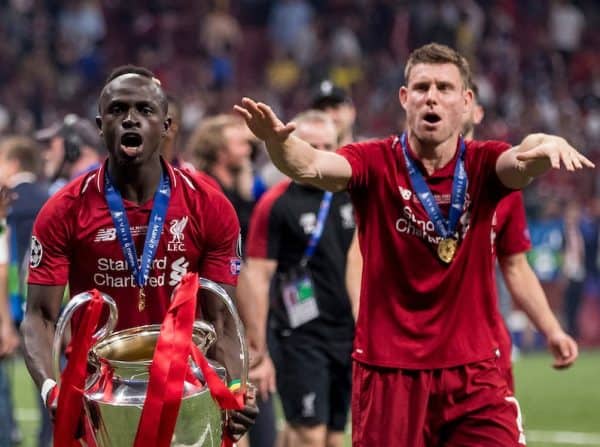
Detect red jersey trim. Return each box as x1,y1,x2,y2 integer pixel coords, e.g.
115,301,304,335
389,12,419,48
246,180,291,259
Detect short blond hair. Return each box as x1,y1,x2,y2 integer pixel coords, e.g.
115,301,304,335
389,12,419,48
404,43,472,89
0,136,43,176
186,114,244,171
291,110,336,133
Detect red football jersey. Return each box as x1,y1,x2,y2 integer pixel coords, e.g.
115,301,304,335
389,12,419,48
338,136,511,368
492,191,531,373
28,161,241,331
492,191,531,258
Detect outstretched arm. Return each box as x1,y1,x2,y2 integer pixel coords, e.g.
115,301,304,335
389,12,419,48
234,98,352,192
499,253,578,369
496,133,594,189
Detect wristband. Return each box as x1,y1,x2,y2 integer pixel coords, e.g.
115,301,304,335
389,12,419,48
41,378,58,407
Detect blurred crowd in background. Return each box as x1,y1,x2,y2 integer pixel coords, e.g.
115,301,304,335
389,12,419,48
0,0,599,337
0,1,599,446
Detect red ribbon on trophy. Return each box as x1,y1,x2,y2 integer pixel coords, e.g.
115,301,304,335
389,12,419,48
53,289,104,447
133,272,245,447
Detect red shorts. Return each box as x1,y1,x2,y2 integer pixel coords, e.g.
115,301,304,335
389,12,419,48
497,319,515,393
351,358,526,447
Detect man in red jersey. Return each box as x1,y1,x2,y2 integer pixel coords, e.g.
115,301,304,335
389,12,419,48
21,65,257,439
464,82,578,393
235,43,594,446
342,80,579,394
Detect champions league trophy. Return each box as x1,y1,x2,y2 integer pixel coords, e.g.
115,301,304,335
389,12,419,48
52,277,248,447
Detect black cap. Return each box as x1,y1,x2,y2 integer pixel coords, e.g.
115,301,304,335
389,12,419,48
35,114,102,151
311,80,351,109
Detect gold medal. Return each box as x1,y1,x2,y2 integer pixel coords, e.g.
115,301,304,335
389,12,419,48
437,238,457,263
138,288,146,312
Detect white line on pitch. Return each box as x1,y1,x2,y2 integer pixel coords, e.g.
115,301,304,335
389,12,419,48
526,430,600,445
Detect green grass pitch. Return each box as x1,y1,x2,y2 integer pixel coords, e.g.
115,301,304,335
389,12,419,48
7,350,600,447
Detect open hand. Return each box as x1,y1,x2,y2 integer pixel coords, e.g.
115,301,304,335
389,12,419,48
516,136,595,172
249,355,276,401
233,98,296,145
0,320,19,358
546,330,578,369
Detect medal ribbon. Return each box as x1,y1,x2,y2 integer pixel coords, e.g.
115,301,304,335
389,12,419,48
133,272,198,447
133,272,245,447
104,168,170,291
399,133,467,240
300,191,333,267
53,289,104,447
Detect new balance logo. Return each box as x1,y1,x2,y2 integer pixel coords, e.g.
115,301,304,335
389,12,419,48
94,226,148,242
399,186,412,201
94,228,116,242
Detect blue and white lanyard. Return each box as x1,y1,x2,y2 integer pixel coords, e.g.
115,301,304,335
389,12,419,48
400,133,467,239
300,191,333,267
104,169,171,288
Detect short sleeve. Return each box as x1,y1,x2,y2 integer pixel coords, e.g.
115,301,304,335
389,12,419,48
27,197,71,286
245,182,287,260
496,192,531,257
198,193,241,286
468,140,513,202
335,140,373,190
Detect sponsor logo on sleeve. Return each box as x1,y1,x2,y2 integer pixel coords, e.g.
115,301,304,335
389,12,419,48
29,236,43,268
230,258,241,275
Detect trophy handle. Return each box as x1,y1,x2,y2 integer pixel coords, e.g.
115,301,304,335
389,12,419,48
52,291,118,385
198,277,248,391
192,320,217,353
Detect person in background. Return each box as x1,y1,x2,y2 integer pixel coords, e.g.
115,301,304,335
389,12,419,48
311,80,356,147
463,82,578,394
187,114,276,447
238,110,355,447
562,201,586,339
36,114,105,195
186,114,256,242
0,186,20,447
0,136,51,446
161,94,183,166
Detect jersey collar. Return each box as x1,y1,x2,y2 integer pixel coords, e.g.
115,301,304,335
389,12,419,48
92,157,177,208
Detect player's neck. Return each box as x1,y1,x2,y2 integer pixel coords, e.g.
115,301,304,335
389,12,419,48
210,164,235,190
408,132,459,176
108,156,163,204
338,131,354,147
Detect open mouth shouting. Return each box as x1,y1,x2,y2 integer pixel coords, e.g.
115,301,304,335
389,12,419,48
423,112,442,126
120,132,144,157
